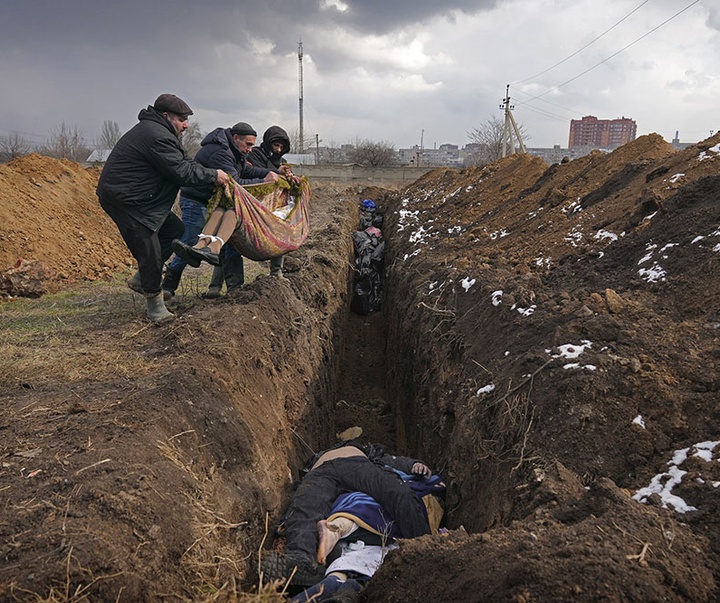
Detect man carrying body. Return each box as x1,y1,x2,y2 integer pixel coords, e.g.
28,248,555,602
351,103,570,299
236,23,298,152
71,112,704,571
96,93,230,322
247,125,293,278
161,122,279,300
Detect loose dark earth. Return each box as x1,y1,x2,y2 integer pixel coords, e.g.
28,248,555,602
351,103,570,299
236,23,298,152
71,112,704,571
1,136,720,602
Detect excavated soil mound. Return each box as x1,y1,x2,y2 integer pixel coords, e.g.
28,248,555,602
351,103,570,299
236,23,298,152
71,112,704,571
0,154,133,294
370,133,720,601
1,136,720,602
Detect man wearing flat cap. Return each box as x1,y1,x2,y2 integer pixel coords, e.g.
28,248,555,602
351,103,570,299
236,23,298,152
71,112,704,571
97,94,230,322
161,120,280,300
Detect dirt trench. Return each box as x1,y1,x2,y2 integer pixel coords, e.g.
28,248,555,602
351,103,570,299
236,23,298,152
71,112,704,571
3,145,720,602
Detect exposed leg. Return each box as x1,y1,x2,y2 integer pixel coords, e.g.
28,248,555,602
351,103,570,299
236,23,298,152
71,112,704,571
317,517,356,564
211,210,238,254
194,209,224,249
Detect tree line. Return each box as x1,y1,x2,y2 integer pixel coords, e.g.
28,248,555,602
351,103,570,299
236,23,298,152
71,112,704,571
0,115,528,168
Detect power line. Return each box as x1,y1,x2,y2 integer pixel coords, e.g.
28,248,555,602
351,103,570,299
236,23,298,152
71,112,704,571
516,101,571,124
514,87,582,117
513,0,652,85
523,0,701,103
0,125,48,141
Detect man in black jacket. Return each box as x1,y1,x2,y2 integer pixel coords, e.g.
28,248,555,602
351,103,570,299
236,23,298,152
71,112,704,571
261,441,432,586
161,122,279,299
247,125,293,278
97,94,230,322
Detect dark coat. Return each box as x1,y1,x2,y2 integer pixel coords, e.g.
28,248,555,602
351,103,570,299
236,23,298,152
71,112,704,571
180,127,271,204
96,106,218,231
247,125,290,171
301,441,420,476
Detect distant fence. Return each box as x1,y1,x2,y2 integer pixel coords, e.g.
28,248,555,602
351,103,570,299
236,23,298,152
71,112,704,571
290,165,436,187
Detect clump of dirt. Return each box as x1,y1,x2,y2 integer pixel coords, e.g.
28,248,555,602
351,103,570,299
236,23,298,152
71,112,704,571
1,135,720,602
0,154,133,292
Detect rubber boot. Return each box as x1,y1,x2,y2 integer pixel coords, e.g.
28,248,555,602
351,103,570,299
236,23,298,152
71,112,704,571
146,293,175,322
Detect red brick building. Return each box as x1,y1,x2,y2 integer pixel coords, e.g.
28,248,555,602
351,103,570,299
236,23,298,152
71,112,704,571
568,115,637,149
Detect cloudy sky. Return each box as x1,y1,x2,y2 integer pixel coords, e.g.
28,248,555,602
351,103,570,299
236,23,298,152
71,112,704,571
1,0,718,151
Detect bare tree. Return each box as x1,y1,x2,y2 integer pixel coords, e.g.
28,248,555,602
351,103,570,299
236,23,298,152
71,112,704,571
0,133,32,161
319,139,346,164
41,123,91,162
347,138,397,167
98,120,122,149
181,122,204,158
287,127,314,155
467,115,530,166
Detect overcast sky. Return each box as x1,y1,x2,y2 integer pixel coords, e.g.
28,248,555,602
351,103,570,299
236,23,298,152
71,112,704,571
1,0,718,151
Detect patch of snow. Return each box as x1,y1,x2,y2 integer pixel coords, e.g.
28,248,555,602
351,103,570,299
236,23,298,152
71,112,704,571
511,304,536,316
595,229,618,242
554,341,592,359
633,440,720,513
638,263,667,283
697,144,720,161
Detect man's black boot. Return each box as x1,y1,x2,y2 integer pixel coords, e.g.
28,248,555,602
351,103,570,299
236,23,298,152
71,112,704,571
161,267,181,300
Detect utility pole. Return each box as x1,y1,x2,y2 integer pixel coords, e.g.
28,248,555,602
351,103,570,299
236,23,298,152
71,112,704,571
298,40,304,153
500,84,526,157
315,134,320,165
418,128,424,167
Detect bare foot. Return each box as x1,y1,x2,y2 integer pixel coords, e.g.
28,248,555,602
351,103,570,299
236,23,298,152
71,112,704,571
317,519,342,564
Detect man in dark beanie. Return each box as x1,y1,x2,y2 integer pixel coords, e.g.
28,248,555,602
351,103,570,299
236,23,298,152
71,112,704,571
247,125,293,278
97,94,231,322
161,121,280,300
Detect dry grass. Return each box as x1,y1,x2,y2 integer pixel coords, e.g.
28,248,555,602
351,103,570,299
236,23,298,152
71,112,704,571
0,261,270,388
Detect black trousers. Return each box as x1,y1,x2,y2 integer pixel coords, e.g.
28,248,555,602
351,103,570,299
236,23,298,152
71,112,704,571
100,201,184,295
284,456,430,561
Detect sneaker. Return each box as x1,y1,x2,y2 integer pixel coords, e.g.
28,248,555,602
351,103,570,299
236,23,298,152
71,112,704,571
271,270,290,282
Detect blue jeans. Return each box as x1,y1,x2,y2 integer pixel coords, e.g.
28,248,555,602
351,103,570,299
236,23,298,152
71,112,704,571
167,196,207,276
208,244,245,290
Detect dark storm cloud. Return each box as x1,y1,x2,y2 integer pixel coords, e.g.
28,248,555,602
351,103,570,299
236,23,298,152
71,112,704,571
2,0,498,57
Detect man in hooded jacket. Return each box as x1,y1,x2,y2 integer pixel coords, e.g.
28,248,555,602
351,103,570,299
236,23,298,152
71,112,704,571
161,122,279,299
247,125,293,277
96,93,230,322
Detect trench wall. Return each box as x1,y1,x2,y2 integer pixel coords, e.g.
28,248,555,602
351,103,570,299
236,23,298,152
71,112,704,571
381,197,520,533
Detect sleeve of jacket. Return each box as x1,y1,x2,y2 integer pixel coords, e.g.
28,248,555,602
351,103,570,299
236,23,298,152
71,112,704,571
364,444,421,474
241,162,273,181
208,148,243,181
147,134,217,186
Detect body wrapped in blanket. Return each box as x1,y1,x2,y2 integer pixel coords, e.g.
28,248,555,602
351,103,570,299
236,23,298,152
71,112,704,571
171,175,310,269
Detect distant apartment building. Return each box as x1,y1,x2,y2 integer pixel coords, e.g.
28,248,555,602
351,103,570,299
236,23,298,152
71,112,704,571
568,115,637,149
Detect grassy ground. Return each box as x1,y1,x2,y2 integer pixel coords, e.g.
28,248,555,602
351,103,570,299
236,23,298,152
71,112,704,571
0,260,269,389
